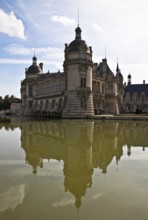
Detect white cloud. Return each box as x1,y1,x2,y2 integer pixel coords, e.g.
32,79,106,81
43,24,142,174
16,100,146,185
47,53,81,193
0,58,31,64
0,160,24,165
39,0,52,7
4,44,32,55
52,197,74,208
92,23,104,32
92,193,105,200
4,44,63,57
0,58,63,72
0,9,26,40
3,45,64,68
51,15,76,26
0,184,26,212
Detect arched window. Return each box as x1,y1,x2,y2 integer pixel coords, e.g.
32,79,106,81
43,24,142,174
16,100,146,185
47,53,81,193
52,99,55,109
40,101,43,110
59,98,63,109
46,100,49,110
64,96,67,108
35,101,38,107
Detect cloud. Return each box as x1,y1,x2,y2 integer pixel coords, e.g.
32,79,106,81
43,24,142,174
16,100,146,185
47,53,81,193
52,197,74,208
91,23,104,32
0,58,63,72
92,193,105,200
51,15,76,26
4,44,32,55
0,184,26,212
5,44,62,55
39,0,52,7
0,58,31,64
0,160,25,165
0,9,26,40
2,44,63,71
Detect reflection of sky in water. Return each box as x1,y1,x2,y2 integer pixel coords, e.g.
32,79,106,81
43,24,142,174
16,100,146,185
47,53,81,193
0,127,23,161
0,120,148,220
0,184,26,212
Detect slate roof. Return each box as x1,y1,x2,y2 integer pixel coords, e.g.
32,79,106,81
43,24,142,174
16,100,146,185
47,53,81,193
96,59,114,76
125,84,148,95
27,64,41,74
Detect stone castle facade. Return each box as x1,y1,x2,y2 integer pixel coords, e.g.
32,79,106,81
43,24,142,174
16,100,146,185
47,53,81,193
21,26,148,117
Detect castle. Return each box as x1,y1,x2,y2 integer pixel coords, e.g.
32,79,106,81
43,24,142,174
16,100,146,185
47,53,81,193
21,26,148,117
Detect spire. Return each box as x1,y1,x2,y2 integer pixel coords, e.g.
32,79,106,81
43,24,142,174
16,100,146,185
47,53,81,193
116,62,120,73
105,44,107,58
78,7,79,27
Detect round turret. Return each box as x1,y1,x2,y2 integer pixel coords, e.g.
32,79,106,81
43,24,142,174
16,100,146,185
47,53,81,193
63,26,94,118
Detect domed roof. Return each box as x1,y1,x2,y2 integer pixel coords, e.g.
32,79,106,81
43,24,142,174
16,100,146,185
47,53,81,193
68,39,89,52
27,56,41,74
27,64,41,74
67,26,90,52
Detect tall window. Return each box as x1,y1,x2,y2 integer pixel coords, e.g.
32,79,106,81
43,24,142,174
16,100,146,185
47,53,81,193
28,101,32,108
28,86,33,97
40,101,43,110
46,100,49,110
80,52,86,59
59,98,63,109
80,71,86,87
52,99,55,109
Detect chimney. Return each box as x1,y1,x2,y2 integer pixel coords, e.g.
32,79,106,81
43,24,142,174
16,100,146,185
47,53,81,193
39,63,43,72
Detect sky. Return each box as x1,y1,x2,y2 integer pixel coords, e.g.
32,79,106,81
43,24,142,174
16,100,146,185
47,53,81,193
0,0,148,98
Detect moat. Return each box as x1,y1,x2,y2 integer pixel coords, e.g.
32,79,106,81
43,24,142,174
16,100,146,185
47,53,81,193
0,119,148,220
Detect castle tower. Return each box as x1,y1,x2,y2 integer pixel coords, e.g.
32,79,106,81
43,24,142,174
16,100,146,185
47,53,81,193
62,26,94,118
21,56,41,116
115,62,124,113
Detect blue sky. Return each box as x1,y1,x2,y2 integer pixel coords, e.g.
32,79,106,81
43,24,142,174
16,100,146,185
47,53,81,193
0,0,148,98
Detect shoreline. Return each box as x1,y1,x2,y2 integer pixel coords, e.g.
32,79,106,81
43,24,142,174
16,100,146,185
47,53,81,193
89,114,148,121
1,115,148,122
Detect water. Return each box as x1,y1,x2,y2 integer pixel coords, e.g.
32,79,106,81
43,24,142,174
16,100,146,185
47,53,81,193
0,119,148,220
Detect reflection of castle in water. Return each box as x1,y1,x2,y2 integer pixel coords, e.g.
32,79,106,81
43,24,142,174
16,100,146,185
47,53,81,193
18,120,148,208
